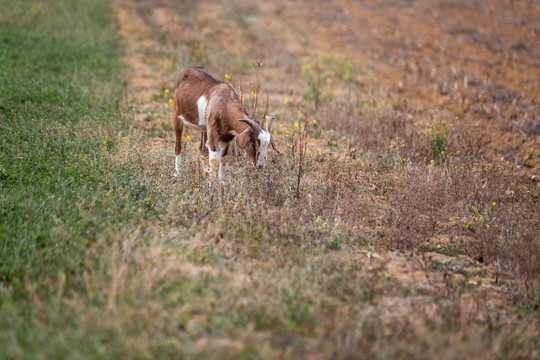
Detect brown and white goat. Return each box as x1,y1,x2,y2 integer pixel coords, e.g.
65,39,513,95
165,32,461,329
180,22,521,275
173,67,279,179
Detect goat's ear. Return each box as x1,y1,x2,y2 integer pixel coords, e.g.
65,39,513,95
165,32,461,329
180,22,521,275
270,135,281,154
236,130,251,149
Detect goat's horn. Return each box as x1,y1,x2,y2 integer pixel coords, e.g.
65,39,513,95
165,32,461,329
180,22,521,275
265,116,275,133
238,118,261,136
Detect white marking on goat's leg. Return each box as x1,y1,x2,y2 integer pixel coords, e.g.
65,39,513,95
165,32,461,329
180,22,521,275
205,138,219,175
206,128,219,177
218,142,228,183
208,150,219,177
174,154,181,176
218,163,224,182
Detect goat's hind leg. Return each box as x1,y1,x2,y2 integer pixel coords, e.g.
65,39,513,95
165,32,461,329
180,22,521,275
174,113,185,176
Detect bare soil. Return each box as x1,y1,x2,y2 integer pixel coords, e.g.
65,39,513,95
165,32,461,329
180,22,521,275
268,0,540,174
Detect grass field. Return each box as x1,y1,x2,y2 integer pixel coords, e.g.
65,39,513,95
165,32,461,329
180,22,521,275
0,0,163,357
1,0,539,359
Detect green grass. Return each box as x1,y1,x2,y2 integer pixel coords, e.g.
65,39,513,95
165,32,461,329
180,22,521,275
424,246,466,257
0,1,161,354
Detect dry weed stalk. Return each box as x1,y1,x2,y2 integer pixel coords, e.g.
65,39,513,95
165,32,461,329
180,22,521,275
295,119,308,198
250,61,262,116
262,93,270,120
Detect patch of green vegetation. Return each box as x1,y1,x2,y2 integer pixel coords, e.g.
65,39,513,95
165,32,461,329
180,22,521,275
319,51,362,84
326,236,343,250
233,56,254,71
446,259,482,268
426,120,452,162
300,51,362,108
424,246,466,257
0,24,123,289
430,134,446,160
184,39,210,67
0,1,163,356
426,258,481,275
326,141,345,152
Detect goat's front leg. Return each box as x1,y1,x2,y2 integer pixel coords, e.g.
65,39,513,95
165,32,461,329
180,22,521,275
218,142,229,182
199,131,209,158
206,128,219,177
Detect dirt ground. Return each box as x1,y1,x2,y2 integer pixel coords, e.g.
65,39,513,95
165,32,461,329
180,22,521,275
271,0,540,174
112,0,539,356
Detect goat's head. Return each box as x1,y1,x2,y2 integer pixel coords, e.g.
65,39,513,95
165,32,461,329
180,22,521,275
236,117,280,168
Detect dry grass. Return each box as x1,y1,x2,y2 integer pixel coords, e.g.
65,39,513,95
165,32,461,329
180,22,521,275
314,97,540,306
102,0,540,357
103,101,539,358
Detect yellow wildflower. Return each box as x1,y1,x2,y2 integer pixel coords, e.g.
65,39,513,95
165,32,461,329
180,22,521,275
284,98,288,104
164,89,169,93
225,74,231,79
294,123,299,127
313,119,317,124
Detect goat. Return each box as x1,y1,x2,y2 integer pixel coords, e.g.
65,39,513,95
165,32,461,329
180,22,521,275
173,67,279,180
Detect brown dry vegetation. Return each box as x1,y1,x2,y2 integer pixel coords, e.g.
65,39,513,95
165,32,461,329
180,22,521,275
95,0,540,357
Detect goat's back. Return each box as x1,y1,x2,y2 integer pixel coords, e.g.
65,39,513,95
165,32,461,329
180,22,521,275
174,68,221,123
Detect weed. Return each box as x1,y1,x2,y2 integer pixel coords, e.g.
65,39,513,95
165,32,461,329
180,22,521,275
327,236,343,250
424,246,466,257
301,62,326,108
187,38,210,67
427,119,453,162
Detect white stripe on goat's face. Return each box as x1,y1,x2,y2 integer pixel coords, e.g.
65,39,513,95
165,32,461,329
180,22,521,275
256,130,271,168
